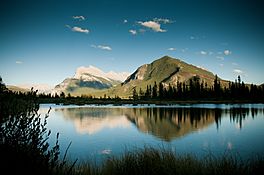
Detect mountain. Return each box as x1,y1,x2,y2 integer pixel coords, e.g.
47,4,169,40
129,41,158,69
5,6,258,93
123,55,222,87
7,85,29,93
7,84,54,94
18,84,53,94
105,55,228,97
11,55,229,97
54,65,130,95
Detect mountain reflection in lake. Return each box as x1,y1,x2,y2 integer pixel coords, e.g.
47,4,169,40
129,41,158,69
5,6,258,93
42,104,264,161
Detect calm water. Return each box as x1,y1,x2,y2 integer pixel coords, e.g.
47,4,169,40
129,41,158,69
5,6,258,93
39,104,264,161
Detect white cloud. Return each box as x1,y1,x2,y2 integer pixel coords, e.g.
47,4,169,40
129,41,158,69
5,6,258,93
73,16,85,21
224,49,232,55
98,45,112,51
72,26,89,34
123,19,128,23
15,61,22,64
91,45,112,51
219,64,224,67
129,29,137,35
153,18,174,24
200,51,207,55
138,21,166,32
66,25,89,34
233,69,243,74
167,47,176,51
232,62,238,66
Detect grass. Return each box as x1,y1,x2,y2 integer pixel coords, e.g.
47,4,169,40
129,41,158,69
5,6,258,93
67,147,264,175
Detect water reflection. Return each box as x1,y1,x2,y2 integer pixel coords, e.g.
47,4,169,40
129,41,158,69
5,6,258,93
55,106,263,141
56,108,130,134
229,107,263,129
125,108,217,141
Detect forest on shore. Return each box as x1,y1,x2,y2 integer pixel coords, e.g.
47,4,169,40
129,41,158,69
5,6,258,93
35,75,264,105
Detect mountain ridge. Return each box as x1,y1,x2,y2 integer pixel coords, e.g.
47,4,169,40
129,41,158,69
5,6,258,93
8,56,233,97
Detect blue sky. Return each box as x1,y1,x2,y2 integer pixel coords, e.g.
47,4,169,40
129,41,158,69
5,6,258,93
0,0,264,86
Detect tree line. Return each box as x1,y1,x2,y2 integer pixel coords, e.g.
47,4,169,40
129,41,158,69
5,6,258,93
132,75,264,101
1,75,263,103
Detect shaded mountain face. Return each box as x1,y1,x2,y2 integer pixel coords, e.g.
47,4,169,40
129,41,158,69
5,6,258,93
54,66,130,93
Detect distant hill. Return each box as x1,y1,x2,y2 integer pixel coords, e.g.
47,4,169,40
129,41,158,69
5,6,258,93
7,85,29,93
7,84,53,94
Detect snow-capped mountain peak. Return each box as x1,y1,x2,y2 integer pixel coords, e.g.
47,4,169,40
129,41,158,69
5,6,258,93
74,65,130,82
18,84,53,94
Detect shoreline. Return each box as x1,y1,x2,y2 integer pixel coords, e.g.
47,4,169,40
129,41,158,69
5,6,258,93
38,98,264,106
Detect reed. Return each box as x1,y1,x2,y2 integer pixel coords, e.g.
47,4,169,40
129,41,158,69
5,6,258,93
71,147,264,175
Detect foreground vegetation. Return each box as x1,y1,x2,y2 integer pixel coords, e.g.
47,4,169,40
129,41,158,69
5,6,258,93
70,147,264,175
0,77,75,174
1,76,264,174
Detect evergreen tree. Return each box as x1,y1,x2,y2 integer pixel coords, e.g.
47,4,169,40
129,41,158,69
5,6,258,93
0,76,7,93
152,81,158,98
238,75,241,85
182,82,186,98
132,87,138,100
200,81,204,98
139,88,144,99
145,85,150,99
158,82,164,99
59,92,65,98
168,84,173,99
189,79,194,98
149,85,152,98
176,81,182,98
214,74,221,98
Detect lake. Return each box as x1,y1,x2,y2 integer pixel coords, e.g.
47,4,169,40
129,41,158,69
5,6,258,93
39,103,264,162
